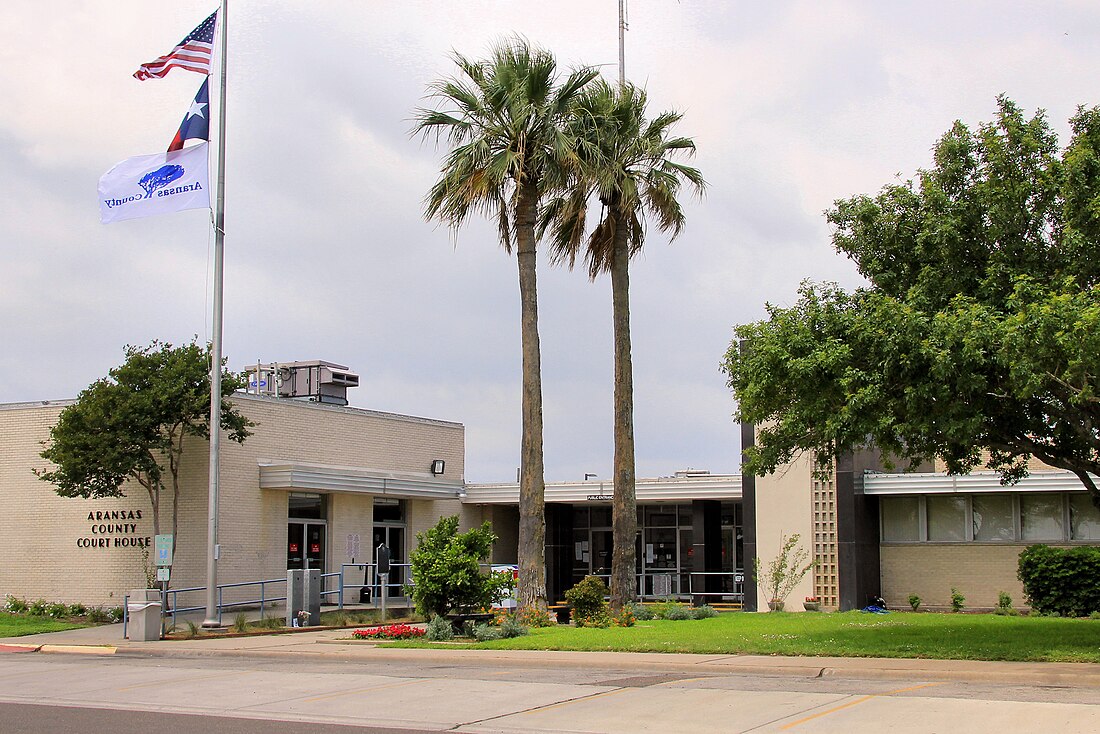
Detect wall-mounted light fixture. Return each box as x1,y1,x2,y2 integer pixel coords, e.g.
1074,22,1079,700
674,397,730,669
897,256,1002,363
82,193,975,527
584,473,598,481
430,459,446,476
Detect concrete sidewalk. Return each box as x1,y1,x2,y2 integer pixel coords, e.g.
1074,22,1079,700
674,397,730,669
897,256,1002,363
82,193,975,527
4,622,1100,689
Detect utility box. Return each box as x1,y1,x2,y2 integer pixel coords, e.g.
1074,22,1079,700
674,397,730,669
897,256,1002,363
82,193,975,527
287,568,321,626
126,589,161,641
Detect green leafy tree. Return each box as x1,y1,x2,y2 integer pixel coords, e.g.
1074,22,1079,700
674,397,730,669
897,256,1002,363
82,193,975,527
723,97,1100,503
407,515,512,617
36,340,253,556
542,80,704,611
413,38,598,613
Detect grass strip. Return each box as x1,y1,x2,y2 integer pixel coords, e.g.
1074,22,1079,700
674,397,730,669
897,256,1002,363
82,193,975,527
0,613,85,638
387,611,1100,663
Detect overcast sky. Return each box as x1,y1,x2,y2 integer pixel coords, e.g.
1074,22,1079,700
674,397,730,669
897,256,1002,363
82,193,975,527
3,1,1098,483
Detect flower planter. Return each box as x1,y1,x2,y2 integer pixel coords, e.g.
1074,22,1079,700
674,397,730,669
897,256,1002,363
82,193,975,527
803,601,821,612
767,600,784,612
445,612,494,634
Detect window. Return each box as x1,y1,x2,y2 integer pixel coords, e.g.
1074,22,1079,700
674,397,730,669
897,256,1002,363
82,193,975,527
373,498,405,524
972,495,1014,541
1070,495,1100,540
1020,494,1064,541
927,496,967,541
881,496,920,541
289,492,325,519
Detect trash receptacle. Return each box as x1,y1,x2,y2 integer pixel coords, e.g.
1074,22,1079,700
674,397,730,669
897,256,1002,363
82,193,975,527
126,589,162,641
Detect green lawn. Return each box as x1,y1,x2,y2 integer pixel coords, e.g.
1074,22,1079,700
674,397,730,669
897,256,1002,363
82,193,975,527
0,613,85,638
392,611,1100,663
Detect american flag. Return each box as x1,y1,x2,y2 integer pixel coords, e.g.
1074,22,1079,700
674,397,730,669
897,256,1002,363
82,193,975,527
133,10,218,81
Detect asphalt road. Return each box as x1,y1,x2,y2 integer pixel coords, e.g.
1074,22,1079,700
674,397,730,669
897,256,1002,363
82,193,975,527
2,652,1100,732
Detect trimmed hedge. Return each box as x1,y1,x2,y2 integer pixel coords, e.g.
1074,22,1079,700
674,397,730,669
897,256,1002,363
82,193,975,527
1018,544,1100,616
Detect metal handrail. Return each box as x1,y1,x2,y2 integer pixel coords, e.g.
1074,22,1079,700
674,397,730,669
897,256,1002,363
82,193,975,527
687,570,745,601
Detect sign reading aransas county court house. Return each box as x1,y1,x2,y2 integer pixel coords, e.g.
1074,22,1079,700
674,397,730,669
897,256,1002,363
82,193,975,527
77,508,151,549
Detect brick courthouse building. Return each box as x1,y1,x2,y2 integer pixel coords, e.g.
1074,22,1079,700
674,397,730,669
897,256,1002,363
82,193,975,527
2,371,1097,612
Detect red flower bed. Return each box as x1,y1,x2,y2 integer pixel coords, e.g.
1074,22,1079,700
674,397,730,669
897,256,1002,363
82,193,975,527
351,623,425,640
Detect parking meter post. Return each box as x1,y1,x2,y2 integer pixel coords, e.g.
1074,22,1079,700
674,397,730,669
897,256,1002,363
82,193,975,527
376,543,391,622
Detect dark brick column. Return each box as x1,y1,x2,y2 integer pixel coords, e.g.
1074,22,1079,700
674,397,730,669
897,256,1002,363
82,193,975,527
544,504,574,603
740,420,758,612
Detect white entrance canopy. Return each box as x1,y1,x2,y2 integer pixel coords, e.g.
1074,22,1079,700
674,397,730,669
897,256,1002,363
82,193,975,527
462,474,742,505
259,460,463,500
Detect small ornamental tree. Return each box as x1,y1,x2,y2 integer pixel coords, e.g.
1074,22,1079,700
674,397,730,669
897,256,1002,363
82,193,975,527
753,533,814,611
36,340,252,561
407,515,512,617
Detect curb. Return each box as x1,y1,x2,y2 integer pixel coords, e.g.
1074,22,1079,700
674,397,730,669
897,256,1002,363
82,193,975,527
0,644,41,654
39,645,117,656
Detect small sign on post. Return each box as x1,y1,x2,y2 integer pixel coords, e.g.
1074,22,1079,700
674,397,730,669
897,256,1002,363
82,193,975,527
156,567,171,582
154,534,173,567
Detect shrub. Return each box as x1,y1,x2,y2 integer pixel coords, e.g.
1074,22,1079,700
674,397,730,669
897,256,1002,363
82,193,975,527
1090,611,1100,620
472,623,501,642
517,606,554,628
649,597,685,619
629,602,653,621
232,613,249,633
86,607,111,624
565,576,609,626
663,604,693,621
613,605,636,627
994,590,1018,615
67,603,87,617
950,587,965,613
5,596,28,614
257,616,284,629
691,605,719,620
498,614,529,638
754,533,814,611
1018,544,1100,617
425,614,454,641
407,515,512,618
45,602,68,619
108,606,124,623
908,594,921,612
28,599,48,616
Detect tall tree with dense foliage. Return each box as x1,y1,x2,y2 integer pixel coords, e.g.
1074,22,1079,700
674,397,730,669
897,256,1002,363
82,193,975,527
413,38,598,612
543,80,704,610
37,340,253,552
723,97,1100,503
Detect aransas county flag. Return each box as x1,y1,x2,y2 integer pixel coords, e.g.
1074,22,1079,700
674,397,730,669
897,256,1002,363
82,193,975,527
98,142,210,224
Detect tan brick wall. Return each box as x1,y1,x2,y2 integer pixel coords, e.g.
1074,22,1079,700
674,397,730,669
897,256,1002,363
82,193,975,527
934,452,1054,473
754,451,816,611
880,544,1041,609
1,395,464,608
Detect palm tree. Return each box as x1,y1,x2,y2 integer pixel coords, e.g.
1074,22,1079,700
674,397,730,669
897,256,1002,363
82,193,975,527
543,79,705,612
413,38,598,614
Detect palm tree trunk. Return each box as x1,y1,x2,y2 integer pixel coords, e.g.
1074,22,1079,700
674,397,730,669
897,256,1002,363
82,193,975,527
609,209,637,612
515,180,548,614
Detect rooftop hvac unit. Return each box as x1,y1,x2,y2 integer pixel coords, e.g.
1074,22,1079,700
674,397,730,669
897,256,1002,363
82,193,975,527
247,360,359,406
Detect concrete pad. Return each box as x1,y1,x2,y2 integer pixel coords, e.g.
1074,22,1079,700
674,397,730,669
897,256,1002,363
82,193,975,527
458,686,847,734
249,676,615,730
777,693,1100,733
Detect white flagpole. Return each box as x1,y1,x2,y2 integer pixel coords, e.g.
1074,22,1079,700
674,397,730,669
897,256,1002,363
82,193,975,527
203,0,229,628
618,0,627,85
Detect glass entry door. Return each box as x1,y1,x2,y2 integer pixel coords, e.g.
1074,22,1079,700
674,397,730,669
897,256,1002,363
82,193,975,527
372,524,405,598
288,521,326,572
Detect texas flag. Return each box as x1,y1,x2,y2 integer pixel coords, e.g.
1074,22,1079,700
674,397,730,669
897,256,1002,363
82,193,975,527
168,78,210,152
